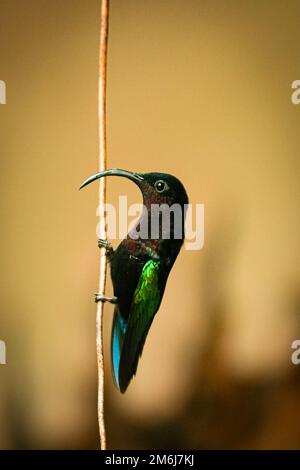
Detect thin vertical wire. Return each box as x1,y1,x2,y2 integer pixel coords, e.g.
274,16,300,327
97,0,109,450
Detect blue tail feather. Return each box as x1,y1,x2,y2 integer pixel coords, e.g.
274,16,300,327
111,308,127,390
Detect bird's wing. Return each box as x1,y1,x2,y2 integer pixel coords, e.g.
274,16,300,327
117,259,163,393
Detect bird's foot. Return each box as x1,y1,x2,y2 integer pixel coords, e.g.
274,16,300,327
95,294,118,304
98,239,114,256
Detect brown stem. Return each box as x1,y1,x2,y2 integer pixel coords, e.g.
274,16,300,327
97,0,109,450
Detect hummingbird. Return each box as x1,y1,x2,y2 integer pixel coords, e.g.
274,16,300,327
80,169,189,393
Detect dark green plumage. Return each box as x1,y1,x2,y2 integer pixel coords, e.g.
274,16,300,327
80,169,189,393
114,259,161,392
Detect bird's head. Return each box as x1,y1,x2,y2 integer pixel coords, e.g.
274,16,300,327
80,169,189,208
80,169,189,241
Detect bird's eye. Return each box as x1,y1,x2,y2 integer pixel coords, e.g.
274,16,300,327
154,180,169,193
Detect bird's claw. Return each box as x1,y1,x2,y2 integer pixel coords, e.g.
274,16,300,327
98,239,114,255
95,294,118,304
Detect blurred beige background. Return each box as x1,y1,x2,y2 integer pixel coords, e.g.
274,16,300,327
0,0,300,449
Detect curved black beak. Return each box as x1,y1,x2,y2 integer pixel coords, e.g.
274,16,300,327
80,168,144,190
